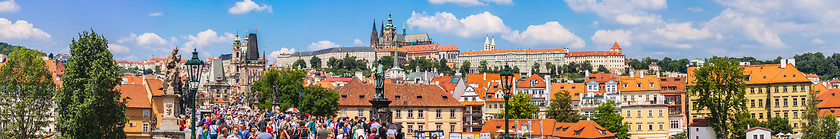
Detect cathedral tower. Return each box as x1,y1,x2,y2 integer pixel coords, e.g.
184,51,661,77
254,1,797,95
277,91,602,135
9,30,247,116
371,20,378,48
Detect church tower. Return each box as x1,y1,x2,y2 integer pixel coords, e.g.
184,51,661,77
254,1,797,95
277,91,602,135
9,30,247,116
382,11,397,49
232,29,242,62
483,35,490,51
490,36,496,51
371,20,378,48
610,41,622,53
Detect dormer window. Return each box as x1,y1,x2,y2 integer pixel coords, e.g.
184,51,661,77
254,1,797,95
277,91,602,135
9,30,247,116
650,83,654,87
637,83,641,87
360,95,365,98
623,83,628,88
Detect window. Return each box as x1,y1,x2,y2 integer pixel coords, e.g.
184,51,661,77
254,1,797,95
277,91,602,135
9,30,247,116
759,113,763,119
450,109,456,118
623,83,628,88
775,99,779,107
419,125,424,131
784,112,789,118
436,109,442,118
359,109,364,117
626,110,631,117
758,99,763,107
396,110,402,118
793,98,798,106
637,125,642,131
794,112,798,118
436,124,442,130
671,121,679,128
451,125,455,132
130,122,135,127
658,110,663,117
784,86,788,92
801,85,806,92
637,83,641,87
142,123,149,132
408,125,413,132
419,109,424,118
775,86,779,92
793,86,797,92
408,110,414,118
784,98,788,107
648,125,653,131
751,87,755,94
648,110,653,117
637,110,641,118
650,83,655,87
143,110,149,117
760,135,764,139
659,124,663,130
751,100,755,108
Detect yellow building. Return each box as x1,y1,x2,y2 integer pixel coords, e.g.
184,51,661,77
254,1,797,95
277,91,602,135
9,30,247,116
620,74,670,139
336,78,465,137
117,84,154,138
687,63,812,133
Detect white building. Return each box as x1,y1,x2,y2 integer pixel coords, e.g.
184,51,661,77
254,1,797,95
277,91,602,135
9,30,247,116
745,127,772,139
459,42,626,74
688,118,716,139
276,47,390,69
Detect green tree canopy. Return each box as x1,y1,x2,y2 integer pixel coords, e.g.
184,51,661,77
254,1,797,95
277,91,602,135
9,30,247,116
803,89,840,139
479,60,488,73
532,62,540,74
55,30,127,138
546,90,581,123
310,55,322,69
253,69,305,112
460,60,471,74
293,59,307,69
592,100,630,139
300,85,340,116
597,65,609,73
688,57,748,139
0,47,56,138
496,92,539,119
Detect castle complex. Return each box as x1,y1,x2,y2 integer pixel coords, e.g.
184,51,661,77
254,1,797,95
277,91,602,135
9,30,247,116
370,11,434,49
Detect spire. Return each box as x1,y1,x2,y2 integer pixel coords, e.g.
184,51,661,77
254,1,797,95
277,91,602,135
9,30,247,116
371,19,379,48
402,21,406,35
491,36,495,45
234,28,241,46
380,20,385,37
386,9,394,29
392,46,400,69
484,35,490,45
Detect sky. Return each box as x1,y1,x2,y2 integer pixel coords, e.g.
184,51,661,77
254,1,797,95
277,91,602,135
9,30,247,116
1,0,839,62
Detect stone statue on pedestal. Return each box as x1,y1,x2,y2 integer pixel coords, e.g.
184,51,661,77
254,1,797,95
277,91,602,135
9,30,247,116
154,48,187,138
370,58,392,125
374,58,386,99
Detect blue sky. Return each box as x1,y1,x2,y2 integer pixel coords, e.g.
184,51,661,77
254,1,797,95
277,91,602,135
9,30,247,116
1,0,838,62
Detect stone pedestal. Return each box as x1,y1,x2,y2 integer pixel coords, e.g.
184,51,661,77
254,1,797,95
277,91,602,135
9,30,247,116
369,98,392,124
159,94,182,131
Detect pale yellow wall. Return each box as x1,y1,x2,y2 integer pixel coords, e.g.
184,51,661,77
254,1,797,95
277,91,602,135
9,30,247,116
622,106,670,139
689,82,811,133
124,108,153,138
339,106,464,137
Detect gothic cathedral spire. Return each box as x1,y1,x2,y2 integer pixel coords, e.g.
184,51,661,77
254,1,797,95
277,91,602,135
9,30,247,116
371,19,378,48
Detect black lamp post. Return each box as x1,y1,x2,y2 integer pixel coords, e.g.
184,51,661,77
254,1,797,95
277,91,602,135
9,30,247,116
500,64,514,139
185,48,205,139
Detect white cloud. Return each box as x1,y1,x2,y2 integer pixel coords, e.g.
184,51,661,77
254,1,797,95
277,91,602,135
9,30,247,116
269,48,296,62
353,39,363,46
503,21,585,48
0,18,51,41
564,0,666,25
149,12,163,16
591,29,632,48
427,0,512,6
687,7,704,12
407,11,510,38
136,33,169,46
308,40,340,50
228,0,272,14
812,38,825,45
0,0,20,13
704,9,785,48
108,44,130,54
654,22,711,41
183,29,235,49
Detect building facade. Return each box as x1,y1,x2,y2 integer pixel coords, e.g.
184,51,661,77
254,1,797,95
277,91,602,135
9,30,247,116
620,74,670,139
229,32,267,105
515,74,552,119
658,77,687,135
688,60,812,133
370,12,433,50
459,42,625,74
336,78,465,137
581,72,620,117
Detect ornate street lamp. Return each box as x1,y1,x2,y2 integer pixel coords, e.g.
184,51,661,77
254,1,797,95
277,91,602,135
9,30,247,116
499,64,514,139
185,48,205,139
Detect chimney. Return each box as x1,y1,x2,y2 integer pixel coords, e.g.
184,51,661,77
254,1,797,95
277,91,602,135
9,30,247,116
585,70,590,78
780,59,787,69
483,73,487,81
640,71,644,79
630,70,635,78
656,72,660,78
787,59,796,67
527,70,532,77
615,69,620,76
544,75,550,84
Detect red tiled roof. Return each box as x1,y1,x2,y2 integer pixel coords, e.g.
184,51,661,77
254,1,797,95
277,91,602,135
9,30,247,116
464,73,520,89
213,97,229,103
373,44,459,54
552,83,584,101
438,45,459,52
745,127,772,133
517,74,546,88
586,73,617,84
432,76,458,92
555,120,615,139
116,84,152,108
314,81,335,90
610,42,621,50
146,78,164,96
566,51,623,57
480,119,615,139
817,89,840,108
688,118,708,127
150,58,166,62
659,77,686,93
688,64,810,86
461,48,567,55
336,78,464,107
325,77,354,82
619,75,660,92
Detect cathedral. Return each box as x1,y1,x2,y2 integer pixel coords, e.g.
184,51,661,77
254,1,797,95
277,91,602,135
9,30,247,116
370,11,434,49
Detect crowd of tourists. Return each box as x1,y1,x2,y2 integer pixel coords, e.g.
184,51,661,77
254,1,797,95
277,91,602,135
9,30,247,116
178,105,406,139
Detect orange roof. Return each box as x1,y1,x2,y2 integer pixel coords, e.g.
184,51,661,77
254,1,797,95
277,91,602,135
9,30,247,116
116,60,130,63
554,120,615,139
374,44,459,54
438,45,459,52
806,74,819,78
122,76,145,85
116,84,152,108
585,73,617,83
659,77,687,93
432,76,459,92
819,109,840,117
44,60,65,86
461,102,485,106
336,78,464,107
314,81,335,90
817,89,840,109
464,73,520,89
461,48,567,55
480,119,557,135
566,51,623,57
551,83,585,101
517,74,546,88
146,78,165,96
745,127,772,133
610,42,622,50
815,83,831,100
619,75,660,92
688,64,810,86
213,97,229,103
150,58,166,62
474,87,487,99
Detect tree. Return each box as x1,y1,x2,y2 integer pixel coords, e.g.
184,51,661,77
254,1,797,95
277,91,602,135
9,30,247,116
0,48,55,138
545,62,555,76
531,62,541,74
512,66,520,74
342,53,356,70
48,53,54,59
380,55,394,69
496,92,539,119
803,88,840,139
597,65,609,73
565,62,578,74
328,57,339,68
479,60,488,73
55,30,127,138
460,61,471,74
300,85,340,116
253,69,305,112
764,117,792,135
580,60,593,73
438,58,452,75
592,100,630,139
688,57,748,139
310,55,322,69
546,90,580,123
293,59,307,69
